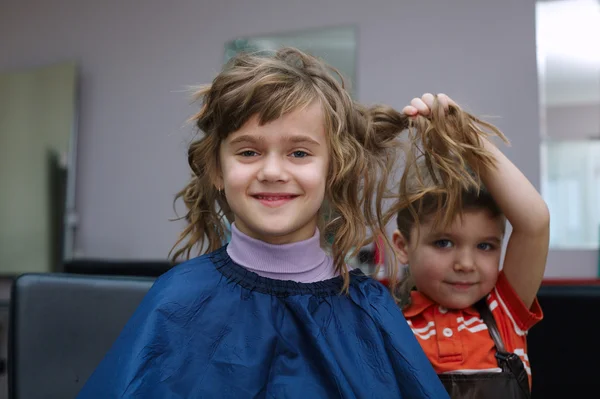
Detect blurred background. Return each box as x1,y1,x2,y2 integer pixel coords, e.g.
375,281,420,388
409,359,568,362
3,0,599,277
1,0,599,397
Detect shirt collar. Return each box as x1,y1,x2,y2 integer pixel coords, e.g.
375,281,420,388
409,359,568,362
403,291,482,318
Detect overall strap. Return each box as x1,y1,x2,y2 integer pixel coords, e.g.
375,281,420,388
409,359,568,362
474,299,506,353
474,299,532,398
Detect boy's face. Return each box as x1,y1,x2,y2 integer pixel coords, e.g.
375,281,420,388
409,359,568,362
393,209,505,309
218,102,329,244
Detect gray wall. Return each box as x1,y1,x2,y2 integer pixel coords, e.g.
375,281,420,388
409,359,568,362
1,0,593,276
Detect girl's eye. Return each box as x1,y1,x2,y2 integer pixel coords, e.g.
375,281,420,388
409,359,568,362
434,239,453,249
291,150,308,158
478,243,494,251
240,150,258,157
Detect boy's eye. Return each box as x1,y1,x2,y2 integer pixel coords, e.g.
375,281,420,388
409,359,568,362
291,150,308,158
434,239,453,248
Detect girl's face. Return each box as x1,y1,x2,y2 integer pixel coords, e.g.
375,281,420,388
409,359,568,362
393,209,505,309
218,102,329,244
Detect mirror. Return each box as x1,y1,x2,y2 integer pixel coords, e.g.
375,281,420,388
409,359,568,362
224,25,358,97
0,62,78,273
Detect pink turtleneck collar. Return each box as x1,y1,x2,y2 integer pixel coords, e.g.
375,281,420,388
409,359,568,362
226,223,337,283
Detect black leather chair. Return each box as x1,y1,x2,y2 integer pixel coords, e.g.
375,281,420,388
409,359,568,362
8,273,154,399
528,284,600,396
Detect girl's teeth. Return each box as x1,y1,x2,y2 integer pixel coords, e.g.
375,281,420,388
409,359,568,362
258,196,291,200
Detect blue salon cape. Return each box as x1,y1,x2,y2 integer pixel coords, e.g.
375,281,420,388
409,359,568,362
77,246,448,398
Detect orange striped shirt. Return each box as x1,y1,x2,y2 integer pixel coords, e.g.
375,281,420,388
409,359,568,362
403,272,543,386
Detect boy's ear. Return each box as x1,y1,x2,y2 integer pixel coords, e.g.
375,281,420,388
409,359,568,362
392,230,410,265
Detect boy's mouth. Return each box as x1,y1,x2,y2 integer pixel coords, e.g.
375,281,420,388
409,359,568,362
445,281,477,290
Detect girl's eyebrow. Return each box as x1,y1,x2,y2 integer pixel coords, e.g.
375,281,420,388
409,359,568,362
228,135,265,146
228,134,321,146
286,135,321,146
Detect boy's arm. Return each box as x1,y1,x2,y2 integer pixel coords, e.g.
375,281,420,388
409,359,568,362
480,138,549,308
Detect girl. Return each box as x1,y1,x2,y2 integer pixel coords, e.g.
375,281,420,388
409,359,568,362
392,94,549,398
77,50,449,398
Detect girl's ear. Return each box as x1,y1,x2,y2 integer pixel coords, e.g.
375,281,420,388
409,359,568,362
392,230,410,265
214,175,224,191
212,152,224,190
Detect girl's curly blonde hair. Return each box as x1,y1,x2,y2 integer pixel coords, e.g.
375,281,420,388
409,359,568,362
170,47,412,294
170,47,506,301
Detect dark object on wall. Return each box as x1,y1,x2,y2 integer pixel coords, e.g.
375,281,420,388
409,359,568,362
47,150,67,273
357,249,375,265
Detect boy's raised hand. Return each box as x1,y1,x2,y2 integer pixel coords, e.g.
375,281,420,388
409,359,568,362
402,93,457,117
